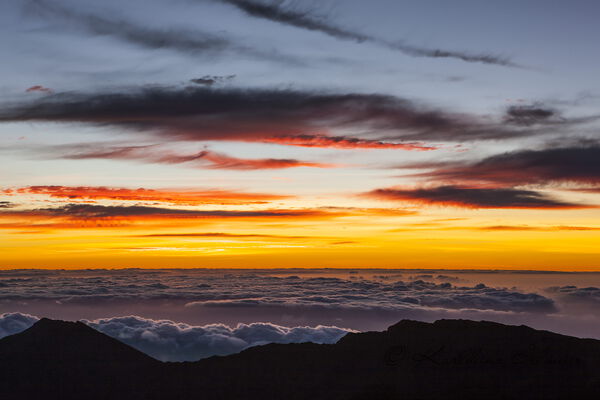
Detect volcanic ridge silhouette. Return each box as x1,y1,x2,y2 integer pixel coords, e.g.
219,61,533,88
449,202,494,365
1,317,599,399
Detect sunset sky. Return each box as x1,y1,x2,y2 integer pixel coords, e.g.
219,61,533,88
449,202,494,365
1,0,599,270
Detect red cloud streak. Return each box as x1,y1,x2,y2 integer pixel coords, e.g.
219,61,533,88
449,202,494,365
25,85,53,93
2,186,290,205
260,135,436,150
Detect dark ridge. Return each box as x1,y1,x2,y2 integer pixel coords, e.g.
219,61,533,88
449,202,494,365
1,318,600,399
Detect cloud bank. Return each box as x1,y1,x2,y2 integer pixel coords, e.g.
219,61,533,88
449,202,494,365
0,270,555,314
2,270,600,340
0,312,350,361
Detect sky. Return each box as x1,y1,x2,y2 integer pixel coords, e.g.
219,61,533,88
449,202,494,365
0,0,599,270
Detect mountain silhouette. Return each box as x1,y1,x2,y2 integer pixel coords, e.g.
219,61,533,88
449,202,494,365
1,318,599,399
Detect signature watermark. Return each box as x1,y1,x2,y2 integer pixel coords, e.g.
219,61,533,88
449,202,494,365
384,344,583,367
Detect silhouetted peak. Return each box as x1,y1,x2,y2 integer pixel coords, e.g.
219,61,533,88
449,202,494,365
29,317,90,333
0,316,158,366
386,318,430,331
2,317,600,400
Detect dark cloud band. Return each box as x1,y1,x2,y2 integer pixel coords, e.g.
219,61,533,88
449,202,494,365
0,85,537,144
365,185,590,209
402,144,600,187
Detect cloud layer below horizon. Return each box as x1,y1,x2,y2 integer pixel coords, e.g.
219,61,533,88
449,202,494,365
0,312,351,361
1,269,600,344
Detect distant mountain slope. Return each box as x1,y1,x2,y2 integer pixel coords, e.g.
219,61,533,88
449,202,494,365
0,318,163,399
1,318,599,399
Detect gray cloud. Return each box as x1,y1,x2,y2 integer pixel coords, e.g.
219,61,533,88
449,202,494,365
0,270,555,314
365,185,589,209
504,104,561,126
547,285,600,306
190,75,236,86
4,270,600,339
186,279,555,314
215,0,519,67
0,84,542,144
27,0,297,64
400,143,600,188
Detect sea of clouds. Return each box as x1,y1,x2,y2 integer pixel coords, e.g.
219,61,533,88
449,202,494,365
1,269,599,359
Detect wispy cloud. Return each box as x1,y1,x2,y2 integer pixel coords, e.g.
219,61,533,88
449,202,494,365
476,225,600,231
0,203,346,230
0,201,14,209
364,185,591,209
193,150,336,169
214,0,519,67
259,135,435,150
25,85,53,94
503,104,562,126
0,203,327,219
50,143,335,170
137,232,315,239
2,186,290,205
26,0,298,64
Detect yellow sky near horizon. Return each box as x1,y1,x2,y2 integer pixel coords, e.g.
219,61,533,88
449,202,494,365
2,188,599,270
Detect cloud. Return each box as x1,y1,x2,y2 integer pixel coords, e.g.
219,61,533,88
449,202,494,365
137,232,315,239
0,204,330,219
84,316,351,361
364,185,589,209
504,104,561,126
27,0,296,64
0,312,351,362
25,85,53,94
0,270,555,315
4,270,600,340
33,143,335,169
0,204,341,230
0,201,14,208
403,144,600,188
190,75,236,86
476,225,600,231
2,186,289,205
0,85,536,145
546,286,600,306
188,280,555,314
259,135,435,150
192,150,335,169
215,0,518,67
0,312,38,338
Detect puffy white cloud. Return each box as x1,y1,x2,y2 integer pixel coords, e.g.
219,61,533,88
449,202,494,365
0,312,351,362
0,312,38,337
85,316,351,361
